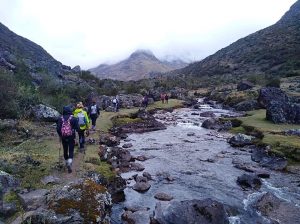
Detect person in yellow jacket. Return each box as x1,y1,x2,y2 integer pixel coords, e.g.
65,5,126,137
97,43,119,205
73,102,90,151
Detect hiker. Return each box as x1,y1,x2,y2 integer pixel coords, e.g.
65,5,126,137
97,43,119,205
160,93,165,104
112,96,119,112
142,95,149,108
88,100,100,131
165,93,169,104
73,102,90,151
56,106,79,173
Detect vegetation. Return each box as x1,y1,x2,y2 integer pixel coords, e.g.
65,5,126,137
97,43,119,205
233,110,300,162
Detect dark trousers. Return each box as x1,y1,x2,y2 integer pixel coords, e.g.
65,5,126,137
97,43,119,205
78,130,85,149
90,114,97,126
62,137,75,160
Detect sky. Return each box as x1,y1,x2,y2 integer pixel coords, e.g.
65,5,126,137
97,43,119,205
0,0,297,69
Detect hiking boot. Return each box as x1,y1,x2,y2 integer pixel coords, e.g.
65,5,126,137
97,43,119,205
67,164,72,173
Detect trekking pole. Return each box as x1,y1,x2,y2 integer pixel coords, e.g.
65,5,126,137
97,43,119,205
58,137,62,168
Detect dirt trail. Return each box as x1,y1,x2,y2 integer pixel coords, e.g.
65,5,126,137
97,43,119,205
54,128,100,184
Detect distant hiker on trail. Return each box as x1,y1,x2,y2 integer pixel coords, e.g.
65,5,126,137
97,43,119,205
112,96,119,112
165,93,169,104
160,93,165,104
73,102,90,151
56,106,79,173
142,95,149,108
88,100,100,131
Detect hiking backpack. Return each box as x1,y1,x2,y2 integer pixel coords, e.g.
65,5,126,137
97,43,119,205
61,116,73,137
91,105,97,114
78,111,87,127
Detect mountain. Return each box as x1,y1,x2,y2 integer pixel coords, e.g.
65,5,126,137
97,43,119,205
89,50,188,81
0,22,72,78
175,0,300,79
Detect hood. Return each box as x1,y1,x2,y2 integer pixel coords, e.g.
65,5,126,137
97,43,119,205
63,106,72,115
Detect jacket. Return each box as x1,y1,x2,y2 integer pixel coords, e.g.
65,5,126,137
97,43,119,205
88,104,100,117
73,108,90,130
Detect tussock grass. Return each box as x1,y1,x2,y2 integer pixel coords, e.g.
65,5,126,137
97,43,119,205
235,110,300,162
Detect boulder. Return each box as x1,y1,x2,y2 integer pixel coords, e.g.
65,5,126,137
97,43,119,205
99,133,120,147
154,199,229,224
237,81,254,91
258,87,289,108
285,129,300,136
0,119,18,131
251,148,288,171
228,133,255,147
154,192,173,201
31,104,60,122
200,111,216,117
234,100,260,111
201,118,232,131
132,182,151,192
130,162,145,172
0,201,18,218
266,101,300,124
0,170,19,193
253,192,300,224
122,210,151,224
237,174,261,190
18,189,49,211
47,178,112,223
122,143,133,148
142,172,152,180
71,65,81,73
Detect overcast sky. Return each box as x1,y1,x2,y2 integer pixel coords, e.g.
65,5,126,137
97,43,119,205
0,0,297,69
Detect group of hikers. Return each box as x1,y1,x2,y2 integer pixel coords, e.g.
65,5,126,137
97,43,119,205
56,93,168,173
160,93,169,104
56,100,100,173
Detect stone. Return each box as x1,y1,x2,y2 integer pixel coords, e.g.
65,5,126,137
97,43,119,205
258,87,289,108
41,176,61,185
201,118,232,131
200,111,216,117
135,175,148,183
154,192,173,201
0,170,19,193
18,189,49,211
47,178,112,223
153,199,229,224
135,155,148,161
130,162,145,171
228,133,255,147
237,174,262,190
251,148,288,171
122,143,133,148
122,210,151,224
234,100,260,111
253,192,300,224
237,81,254,91
99,133,120,147
142,172,152,180
132,182,151,192
72,65,81,73
0,201,18,218
31,104,60,122
187,132,195,136
0,119,18,131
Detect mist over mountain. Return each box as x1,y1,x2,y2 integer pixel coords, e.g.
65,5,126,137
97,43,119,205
89,50,188,81
173,0,300,79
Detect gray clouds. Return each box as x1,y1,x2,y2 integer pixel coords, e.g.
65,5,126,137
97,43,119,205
0,0,297,69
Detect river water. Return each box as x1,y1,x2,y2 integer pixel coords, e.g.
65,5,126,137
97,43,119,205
111,101,300,224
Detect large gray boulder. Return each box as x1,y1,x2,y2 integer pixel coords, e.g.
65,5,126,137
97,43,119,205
154,199,229,224
228,133,255,147
201,118,232,131
234,100,260,111
31,104,60,122
0,170,19,193
18,189,49,211
258,87,300,124
237,174,262,190
253,192,300,224
46,178,112,223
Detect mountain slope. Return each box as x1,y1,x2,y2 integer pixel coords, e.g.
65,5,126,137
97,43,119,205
176,0,300,78
0,22,69,77
90,50,187,81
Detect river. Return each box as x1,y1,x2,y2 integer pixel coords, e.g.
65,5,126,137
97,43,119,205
111,101,300,224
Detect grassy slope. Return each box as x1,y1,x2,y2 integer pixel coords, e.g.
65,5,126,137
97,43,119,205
235,109,300,161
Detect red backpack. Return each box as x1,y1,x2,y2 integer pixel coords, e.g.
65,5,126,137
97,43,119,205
61,116,73,137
